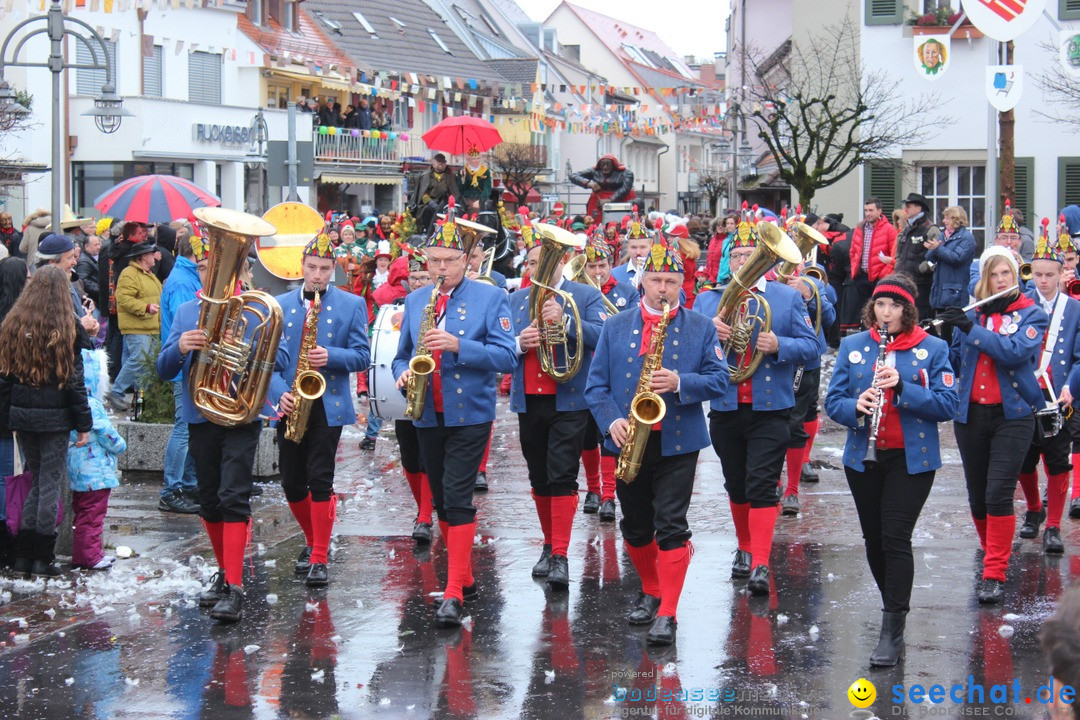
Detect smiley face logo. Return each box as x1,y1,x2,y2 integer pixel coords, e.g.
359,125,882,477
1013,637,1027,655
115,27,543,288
848,678,876,708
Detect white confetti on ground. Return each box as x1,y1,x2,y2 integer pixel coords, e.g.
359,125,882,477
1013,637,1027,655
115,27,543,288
1003,613,1021,622
999,625,1015,638
124,677,139,687
808,625,820,642
244,645,260,654
65,677,74,686
311,669,325,683
266,594,278,605
544,670,556,684
776,614,789,626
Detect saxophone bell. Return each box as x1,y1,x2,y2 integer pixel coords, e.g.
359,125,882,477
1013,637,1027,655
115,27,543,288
616,299,671,484
283,288,327,444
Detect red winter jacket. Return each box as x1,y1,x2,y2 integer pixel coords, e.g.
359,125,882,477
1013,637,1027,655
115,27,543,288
849,216,897,282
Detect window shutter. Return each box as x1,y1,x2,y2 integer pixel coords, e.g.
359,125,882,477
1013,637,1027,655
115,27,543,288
189,52,222,105
1060,157,1080,210
863,159,902,207
76,39,116,96
143,45,162,97
1013,157,1034,224
865,0,903,25
1061,0,1080,21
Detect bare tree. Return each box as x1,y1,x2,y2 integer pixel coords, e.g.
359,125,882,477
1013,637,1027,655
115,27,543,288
739,17,945,206
0,91,35,196
491,142,546,208
1034,37,1080,128
696,173,725,215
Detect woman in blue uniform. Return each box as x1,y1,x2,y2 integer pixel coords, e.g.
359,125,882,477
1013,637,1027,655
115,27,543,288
935,247,1047,606
825,274,958,668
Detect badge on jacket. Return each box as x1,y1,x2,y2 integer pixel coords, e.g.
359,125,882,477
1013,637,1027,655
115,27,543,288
914,348,928,360
617,297,627,307
849,350,863,364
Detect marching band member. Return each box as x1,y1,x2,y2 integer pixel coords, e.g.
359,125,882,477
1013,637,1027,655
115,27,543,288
610,218,653,288
1054,219,1080,519
585,240,728,646
270,234,370,588
156,247,290,625
467,236,507,290
693,221,818,597
392,213,518,628
1013,222,1080,554
935,246,1047,604
508,228,605,588
579,235,638,520
824,274,958,667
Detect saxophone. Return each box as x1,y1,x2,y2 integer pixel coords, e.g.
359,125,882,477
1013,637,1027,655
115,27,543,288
404,276,445,420
616,299,671,483
283,289,327,443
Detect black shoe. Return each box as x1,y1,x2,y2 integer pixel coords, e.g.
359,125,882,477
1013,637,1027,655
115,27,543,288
532,544,552,578
646,616,677,646
463,582,478,601
598,499,617,522
181,489,199,503
30,559,61,579
412,521,433,544
249,484,263,497
11,556,32,579
747,565,771,597
359,437,376,451
11,530,32,578
627,592,661,626
105,392,131,411
977,578,1005,604
800,465,819,483
210,584,244,623
547,554,570,589
1071,497,1080,519
435,597,464,627
158,492,199,514
1044,527,1065,555
474,471,489,492
731,549,752,579
306,563,329,587
1019,508,1046,539
199,571,226,607
583,492,601,514
780,493,800,516
294,546,313,575
869,611,906,667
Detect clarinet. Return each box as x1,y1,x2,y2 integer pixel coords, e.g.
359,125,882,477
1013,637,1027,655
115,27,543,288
863,323,890,467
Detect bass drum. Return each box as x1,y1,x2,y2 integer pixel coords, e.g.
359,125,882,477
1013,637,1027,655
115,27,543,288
369,303,407,420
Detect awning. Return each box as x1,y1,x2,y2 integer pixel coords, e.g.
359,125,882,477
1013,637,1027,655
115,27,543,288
268,68,354,93
319,173,402,185
502,187,541,203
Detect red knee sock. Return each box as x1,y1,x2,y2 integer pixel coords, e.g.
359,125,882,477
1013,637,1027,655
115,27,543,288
748,506,778,570
405,471,432,523
1018,472,1043,512
309,497,336,565
656,543,692,619
802,419,819,465
443,522,476,603
1072,454,1080,499
478,431,493,473
983,514,1015,582
439,519,449,543
784,447,804,496
581,447,601,496
287,496,314,546
1047,472,1070,529
404,471,423,507
624,540,660,596
729,501,751,552
600,455,617,503
222,521,248,587
532,491,552,545
549,495,578,557
202,519,224,568
972,515,988,551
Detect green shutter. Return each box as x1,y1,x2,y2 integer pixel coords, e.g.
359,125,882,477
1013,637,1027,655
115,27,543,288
865,0,903,25
1061,0,1080,21
863,159,901,207
1059,157,1080,211
1013,157,1034,224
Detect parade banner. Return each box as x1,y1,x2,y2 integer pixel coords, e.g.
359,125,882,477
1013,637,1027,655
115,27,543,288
986,64,1024,111
914,35,951,81
961,0,1047,42
1060,30,1080,76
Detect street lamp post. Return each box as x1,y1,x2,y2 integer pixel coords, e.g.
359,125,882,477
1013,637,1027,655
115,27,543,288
245,107,269,215
0,0,131,227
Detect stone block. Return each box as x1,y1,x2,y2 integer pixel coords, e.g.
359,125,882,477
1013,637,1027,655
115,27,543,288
117,421,280,478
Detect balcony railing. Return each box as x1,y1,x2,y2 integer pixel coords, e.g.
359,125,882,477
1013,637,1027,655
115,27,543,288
314,134,430,167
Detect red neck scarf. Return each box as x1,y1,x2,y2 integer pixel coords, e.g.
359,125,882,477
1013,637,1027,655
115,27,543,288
869,325,929,353
639,303,678,356
976,293,1035,329
601,275,617,295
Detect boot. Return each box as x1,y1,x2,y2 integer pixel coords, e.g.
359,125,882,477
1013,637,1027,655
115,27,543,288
11,530,33,579
598,499,617,522
294,545,313,575
582,492,601,514
532,544,553,578
30,533,61,579
547,554,570,589
0,524,13,568
210,584,244,624
869,611,906,667
199,570,226,608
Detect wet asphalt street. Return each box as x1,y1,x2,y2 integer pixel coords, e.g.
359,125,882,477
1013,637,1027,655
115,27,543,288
0,393,1073,720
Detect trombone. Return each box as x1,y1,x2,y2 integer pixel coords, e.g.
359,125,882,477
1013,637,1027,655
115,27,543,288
454,216,498,286
563,253,618,315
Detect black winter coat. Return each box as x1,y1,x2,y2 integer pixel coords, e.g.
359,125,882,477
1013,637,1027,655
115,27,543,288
0,334,92,434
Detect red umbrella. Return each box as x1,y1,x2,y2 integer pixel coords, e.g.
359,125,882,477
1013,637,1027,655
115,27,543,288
421,116,503,155
93,174,221,224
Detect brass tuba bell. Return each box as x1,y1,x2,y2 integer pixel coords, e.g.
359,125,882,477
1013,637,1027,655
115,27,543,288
530,221,586,382
190,207,285,426
777,221,830,334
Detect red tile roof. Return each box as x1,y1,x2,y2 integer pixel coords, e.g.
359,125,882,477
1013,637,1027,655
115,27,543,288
238,11,353,70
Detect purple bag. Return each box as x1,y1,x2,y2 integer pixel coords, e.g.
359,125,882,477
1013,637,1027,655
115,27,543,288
5,471,64,535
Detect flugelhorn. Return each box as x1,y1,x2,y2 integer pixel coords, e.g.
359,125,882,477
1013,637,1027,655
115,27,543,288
563,253,618,315
530,221,586,382
190,207,284,426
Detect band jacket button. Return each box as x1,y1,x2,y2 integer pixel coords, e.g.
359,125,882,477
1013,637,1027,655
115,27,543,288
327,318,332,324
675,445,681,451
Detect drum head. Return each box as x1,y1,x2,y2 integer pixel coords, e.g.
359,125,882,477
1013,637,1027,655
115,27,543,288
369,304,407,420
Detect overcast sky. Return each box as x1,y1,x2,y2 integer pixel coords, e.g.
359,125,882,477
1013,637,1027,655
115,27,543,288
527,0,730,62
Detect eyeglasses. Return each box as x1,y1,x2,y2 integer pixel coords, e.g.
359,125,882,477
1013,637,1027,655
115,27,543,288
427,255,462,267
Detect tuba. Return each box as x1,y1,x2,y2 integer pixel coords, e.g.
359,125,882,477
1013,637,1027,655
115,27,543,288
563,253,618,316
715,221,803,383
190,207,284,426
777,222,830,335
530,222,586,382
283,289,326,443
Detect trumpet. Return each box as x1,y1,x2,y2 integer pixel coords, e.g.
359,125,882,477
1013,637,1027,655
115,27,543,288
563,253,618,315
530,221,586,382
1019,262,1033,282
